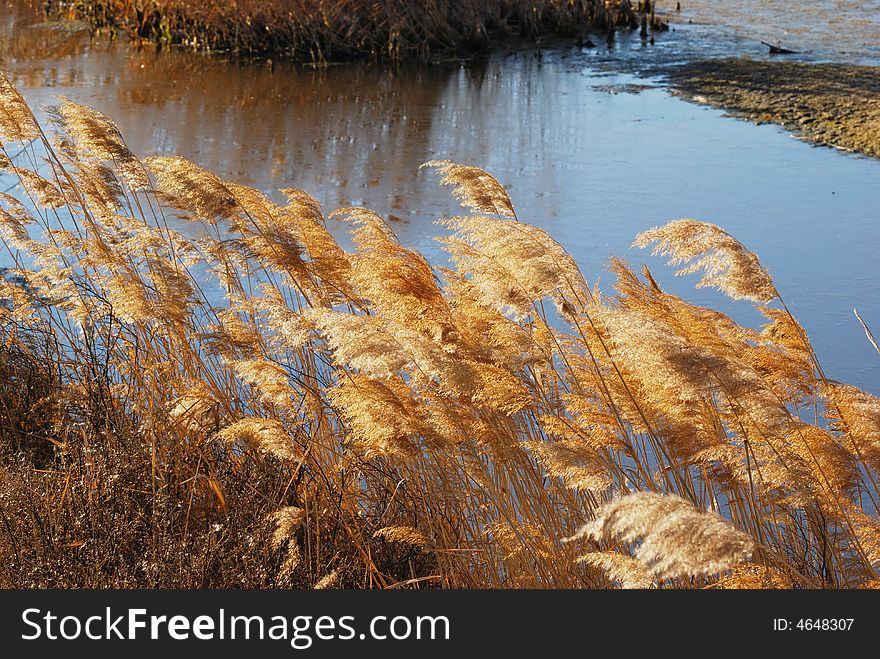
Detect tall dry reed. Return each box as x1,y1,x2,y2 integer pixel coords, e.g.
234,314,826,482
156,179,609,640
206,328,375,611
56,0,648,62
0,72,878,588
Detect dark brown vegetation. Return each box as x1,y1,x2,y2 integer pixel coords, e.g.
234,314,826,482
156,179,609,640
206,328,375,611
50,0,656,62
1,72,879,588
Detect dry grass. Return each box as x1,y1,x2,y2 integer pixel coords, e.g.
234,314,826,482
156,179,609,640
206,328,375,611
1,71,879,588
55,0,648,62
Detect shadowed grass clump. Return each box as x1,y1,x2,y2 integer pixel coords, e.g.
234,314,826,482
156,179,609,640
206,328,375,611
53,0,648,62
1,72,879,588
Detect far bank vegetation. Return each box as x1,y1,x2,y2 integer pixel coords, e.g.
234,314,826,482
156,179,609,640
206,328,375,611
53,0,663,61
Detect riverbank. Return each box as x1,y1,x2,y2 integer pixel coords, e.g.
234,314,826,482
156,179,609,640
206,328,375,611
660,58,880,158
55,0,665,62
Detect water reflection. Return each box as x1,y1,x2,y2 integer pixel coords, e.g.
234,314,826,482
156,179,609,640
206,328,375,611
0,1,94,63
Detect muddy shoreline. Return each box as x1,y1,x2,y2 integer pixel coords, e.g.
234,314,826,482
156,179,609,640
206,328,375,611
657,58,880,158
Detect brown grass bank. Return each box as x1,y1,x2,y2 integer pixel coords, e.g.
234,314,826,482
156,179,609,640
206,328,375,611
1,72,879,588
49,0,656,62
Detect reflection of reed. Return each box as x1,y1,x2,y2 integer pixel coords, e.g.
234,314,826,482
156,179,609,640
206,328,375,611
7,32,455,218
61,54,457,207
6,41,577,254
0,1,94,63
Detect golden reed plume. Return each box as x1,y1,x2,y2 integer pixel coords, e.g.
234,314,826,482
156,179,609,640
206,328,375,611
563,492,756,580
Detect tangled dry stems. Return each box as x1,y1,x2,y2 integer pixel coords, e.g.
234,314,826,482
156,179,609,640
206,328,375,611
58,0,649,62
